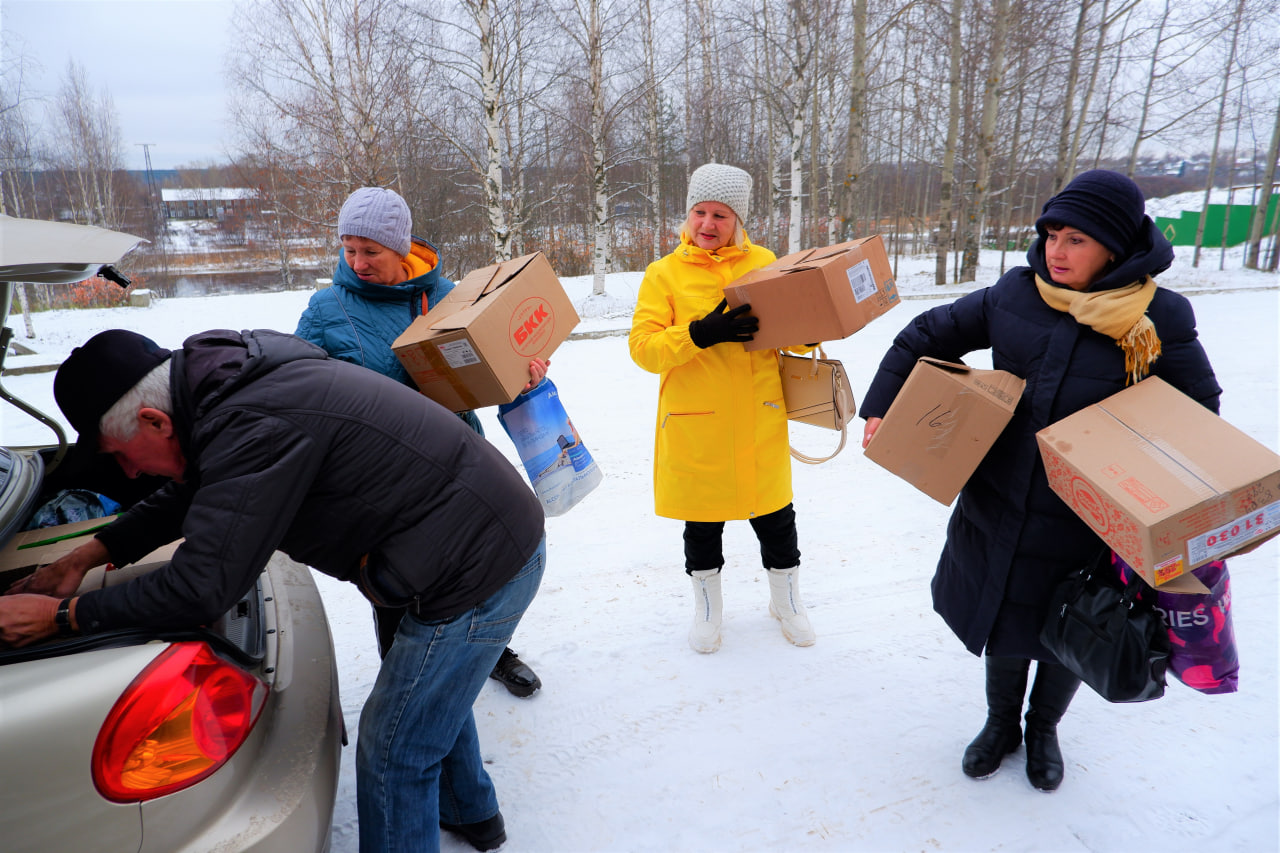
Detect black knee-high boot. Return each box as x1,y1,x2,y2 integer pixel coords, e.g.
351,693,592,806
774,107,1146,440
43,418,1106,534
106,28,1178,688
1024,661,1081,791
962,656,1031,778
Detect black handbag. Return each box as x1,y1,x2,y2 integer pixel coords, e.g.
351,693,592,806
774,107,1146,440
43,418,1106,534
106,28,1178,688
1040,551,1170,703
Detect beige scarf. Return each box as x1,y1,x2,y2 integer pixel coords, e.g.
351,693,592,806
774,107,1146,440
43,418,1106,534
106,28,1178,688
1034,275,1162,384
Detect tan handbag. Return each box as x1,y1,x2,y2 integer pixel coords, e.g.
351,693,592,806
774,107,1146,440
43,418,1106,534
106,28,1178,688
778,347,855,464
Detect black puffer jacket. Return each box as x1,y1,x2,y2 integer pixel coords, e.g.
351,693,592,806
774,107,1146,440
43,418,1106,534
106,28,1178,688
860,222,1221,659
77,329,544,633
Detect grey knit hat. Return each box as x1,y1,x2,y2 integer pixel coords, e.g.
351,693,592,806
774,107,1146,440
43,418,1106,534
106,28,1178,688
686,164,752,223
338,187,412,257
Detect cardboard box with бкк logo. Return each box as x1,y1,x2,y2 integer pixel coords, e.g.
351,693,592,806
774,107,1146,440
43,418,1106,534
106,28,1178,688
393,252,579,412
864,358,1026,506
723,235,900,352
1037,377,1280,594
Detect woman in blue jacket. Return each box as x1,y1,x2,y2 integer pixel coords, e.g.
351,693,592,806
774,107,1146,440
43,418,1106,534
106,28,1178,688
297,186,544,709
860,171,1221,792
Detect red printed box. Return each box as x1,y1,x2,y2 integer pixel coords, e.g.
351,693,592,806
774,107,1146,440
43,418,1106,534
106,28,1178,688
1037,377,1280,592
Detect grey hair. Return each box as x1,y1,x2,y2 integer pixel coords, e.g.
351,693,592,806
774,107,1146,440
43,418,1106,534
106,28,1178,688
99,360,173,441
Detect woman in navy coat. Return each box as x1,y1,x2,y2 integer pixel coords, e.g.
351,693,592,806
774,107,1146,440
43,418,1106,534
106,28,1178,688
860,171,1221,791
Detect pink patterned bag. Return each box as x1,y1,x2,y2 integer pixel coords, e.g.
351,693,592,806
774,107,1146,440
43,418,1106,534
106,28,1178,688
1113,554,1238,694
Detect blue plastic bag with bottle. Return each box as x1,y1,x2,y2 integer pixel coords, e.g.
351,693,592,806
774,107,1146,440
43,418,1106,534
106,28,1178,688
497,378,603,517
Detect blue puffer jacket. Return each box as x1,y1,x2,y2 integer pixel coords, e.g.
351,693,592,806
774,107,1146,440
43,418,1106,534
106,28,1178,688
296,238,483,433
860,220,1221,660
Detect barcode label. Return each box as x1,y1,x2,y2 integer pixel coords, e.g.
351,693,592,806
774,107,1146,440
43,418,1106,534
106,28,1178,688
847,259,877,302
439,340,482,368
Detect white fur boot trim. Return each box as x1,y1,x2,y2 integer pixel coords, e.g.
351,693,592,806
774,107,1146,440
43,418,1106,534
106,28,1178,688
767,567,815,647
688,569,723,653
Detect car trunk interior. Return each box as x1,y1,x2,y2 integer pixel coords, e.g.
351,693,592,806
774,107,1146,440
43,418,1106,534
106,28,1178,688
0,447,266,667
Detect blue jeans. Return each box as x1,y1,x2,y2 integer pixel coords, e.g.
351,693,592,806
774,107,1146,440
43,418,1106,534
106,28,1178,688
356,538,545,853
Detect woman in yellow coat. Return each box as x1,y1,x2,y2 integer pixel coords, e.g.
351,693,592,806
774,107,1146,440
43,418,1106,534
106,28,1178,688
629,163,814,653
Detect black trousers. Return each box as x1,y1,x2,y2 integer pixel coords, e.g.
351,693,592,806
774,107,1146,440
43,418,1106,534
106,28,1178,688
683,502,801,575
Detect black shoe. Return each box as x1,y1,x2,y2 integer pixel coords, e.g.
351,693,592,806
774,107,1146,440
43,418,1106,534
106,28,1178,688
962,656,1031,779
1025,711,1065,791
962,718,1022,778
1024,661,1081,792
489,647,542,698
441,812,506,851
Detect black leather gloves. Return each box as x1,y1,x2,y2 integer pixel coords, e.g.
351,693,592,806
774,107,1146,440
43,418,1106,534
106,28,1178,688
689,298,758,348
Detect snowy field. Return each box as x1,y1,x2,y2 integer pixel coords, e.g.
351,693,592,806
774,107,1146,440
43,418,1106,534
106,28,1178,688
1,241,1276,852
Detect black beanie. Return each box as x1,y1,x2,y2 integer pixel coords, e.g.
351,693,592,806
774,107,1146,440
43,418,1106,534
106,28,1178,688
54,329,172,452
1035,169,1146,257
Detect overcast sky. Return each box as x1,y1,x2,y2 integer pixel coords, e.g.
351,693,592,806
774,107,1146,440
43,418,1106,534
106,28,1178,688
3,0,234,171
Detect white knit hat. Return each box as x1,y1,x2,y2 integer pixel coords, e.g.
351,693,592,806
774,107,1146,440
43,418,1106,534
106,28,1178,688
338,187,412,257
686,164,752,223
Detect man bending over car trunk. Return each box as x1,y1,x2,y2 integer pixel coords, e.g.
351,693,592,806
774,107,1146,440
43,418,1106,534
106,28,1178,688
0,328,544,853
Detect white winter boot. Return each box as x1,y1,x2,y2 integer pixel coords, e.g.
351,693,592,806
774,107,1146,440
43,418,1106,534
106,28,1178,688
688,569,723,653
767,567,815,646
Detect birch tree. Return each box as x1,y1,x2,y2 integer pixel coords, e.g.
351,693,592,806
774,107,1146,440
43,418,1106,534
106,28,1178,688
228,0,415,214
784,0,814,252
0,43,44,221
640,0,663,261
476,0,512,259
0,48,42,337
935,0,963,286
584,0,610,292
554,0,647,297
412,0,551,261
1121,2,1221,175
1244,99,1279,270
836,0,867,243
1049,0,1091,194
49,61,123,227
960,0,1010,282
1192,0,1244,268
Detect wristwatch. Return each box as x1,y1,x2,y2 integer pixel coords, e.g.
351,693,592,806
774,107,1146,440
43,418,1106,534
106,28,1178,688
54,598,75,637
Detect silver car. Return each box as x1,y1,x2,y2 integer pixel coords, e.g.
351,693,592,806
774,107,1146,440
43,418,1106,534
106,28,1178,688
0,216,342,852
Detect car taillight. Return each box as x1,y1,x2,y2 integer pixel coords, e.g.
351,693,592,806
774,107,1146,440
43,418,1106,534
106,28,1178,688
92,641,268,802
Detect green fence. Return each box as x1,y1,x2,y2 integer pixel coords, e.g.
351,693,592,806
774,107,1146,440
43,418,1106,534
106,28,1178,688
1155,195,1279,247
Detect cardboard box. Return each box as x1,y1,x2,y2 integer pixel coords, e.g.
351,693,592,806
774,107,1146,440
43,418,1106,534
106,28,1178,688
393,252,579,411
0,516,119,575
864,358,1026,506
0,516,179,594
1037,377,1280,593
723,235,900,351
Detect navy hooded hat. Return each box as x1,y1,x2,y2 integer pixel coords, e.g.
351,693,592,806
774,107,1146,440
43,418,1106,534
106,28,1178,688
1035,169,1147,257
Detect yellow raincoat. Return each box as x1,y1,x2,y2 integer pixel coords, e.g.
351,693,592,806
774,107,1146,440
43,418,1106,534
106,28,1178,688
629,233,792,522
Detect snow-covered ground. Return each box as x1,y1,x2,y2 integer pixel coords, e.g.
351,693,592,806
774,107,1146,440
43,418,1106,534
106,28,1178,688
1144,186,1275,219
1,244,1276,852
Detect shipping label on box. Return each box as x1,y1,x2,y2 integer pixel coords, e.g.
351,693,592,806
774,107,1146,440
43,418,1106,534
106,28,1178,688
864,358,1025,506
1036,376,1280,592
392,252,579,411
724,235,900,351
